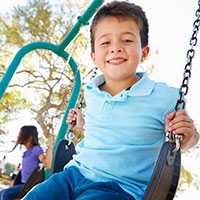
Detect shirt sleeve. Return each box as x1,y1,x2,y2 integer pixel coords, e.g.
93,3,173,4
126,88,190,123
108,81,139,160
32,146,44,159
162,86,179,122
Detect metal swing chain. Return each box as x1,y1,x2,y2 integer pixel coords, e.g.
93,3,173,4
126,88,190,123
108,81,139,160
69,1,200,145
77,67,98,109
168,1,200,149
67,67,98,144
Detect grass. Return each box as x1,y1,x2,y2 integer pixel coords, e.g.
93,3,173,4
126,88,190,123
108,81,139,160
0,174,12,186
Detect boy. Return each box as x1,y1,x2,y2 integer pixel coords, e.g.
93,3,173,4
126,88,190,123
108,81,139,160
23,1,199,200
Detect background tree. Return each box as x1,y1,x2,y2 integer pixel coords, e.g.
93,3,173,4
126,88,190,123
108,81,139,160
3,162,16,176
0,0,92,138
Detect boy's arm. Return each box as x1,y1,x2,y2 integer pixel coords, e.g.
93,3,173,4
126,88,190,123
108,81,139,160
165,110,199,151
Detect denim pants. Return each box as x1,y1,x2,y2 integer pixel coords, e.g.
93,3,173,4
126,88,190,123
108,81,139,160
23,166,135,200
0,184,24,200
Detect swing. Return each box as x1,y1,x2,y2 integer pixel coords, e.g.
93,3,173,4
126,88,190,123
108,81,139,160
0,0,199,199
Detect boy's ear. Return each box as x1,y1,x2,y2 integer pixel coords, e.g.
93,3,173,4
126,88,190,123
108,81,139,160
142,46,150,60
90,52,95,62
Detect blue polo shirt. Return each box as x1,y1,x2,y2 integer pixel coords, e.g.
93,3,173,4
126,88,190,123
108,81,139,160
68,73,179,200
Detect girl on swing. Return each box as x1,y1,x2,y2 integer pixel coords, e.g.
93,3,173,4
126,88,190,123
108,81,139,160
24,1,199,200
0,125,54,200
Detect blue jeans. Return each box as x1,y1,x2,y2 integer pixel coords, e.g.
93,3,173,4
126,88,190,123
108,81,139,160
23,166,135,200
0,184,24,200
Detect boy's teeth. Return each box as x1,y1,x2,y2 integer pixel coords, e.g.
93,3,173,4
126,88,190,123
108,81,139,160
108,58,126,64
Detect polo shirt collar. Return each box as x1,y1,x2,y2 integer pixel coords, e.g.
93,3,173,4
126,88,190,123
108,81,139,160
86,72,155,97
128,73,155,96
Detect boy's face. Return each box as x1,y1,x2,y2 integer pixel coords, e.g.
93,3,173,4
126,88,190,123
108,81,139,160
91,17,149,82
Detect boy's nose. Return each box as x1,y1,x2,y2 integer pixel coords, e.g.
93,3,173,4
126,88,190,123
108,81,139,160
110,47,123,53
109,40,124,53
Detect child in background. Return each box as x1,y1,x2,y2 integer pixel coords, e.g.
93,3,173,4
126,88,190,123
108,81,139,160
23,1,199,200
0,125,53,200
10,163,21,186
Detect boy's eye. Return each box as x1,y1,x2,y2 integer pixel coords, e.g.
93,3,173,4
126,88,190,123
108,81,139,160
123,39,133,43
100,41,110,46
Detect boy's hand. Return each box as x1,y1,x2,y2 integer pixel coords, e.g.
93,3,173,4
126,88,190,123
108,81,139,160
165,110,199,150
67,108,85,131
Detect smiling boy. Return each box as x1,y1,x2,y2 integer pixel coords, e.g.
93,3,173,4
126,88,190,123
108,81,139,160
23,1,199,200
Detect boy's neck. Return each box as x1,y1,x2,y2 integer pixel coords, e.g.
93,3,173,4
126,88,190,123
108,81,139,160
100,75,139,96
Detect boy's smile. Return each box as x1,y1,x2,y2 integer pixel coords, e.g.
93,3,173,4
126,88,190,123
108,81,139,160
91,16,149,95
106,56,128,65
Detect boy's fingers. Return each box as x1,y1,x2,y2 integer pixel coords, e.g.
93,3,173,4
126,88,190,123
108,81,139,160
165,112,175,130
172,128,194,148
166,110,191,124
165,112,176,123
169,122,194,131
172,127,192,135
174,109,187,116
67,108,78,127
169,114,193,126
71,108,78,114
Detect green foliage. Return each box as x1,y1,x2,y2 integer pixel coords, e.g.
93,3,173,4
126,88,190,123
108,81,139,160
0,90,31,126
181,166,193,185
0,0,91,138
178,165,193,191
4,162,16,176
0,15,25,46
15,0,52,41
0,90,31,112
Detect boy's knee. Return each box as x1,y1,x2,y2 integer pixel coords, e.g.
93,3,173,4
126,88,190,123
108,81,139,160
0,190,10,200
23,191,34,200
23,185,40,199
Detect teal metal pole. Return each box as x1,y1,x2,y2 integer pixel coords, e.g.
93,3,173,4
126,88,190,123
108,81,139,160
0,42,59,100
0,0,104,178
58,0,103,51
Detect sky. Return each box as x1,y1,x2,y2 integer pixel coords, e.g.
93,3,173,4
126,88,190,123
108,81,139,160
0,0,26,12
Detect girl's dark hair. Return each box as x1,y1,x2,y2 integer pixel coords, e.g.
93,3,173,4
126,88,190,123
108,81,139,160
11,125,39,152
90,1,149,52
18,125,39,145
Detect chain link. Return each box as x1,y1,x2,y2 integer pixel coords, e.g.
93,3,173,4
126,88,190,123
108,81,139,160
169,1,200,146
175,1,200,111
71,2,200,147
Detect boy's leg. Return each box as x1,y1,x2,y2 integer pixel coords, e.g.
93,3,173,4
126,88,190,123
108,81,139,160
0,184,24,200
22,166,135,200
23,167,80,200
75,181,135,200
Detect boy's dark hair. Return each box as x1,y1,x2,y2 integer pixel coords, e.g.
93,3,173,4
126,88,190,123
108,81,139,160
90,1,149,52
17,125,39,146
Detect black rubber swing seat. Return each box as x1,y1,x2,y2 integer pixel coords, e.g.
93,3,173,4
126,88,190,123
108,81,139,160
17,167,45,199
143,142,181,200
52,139,76,173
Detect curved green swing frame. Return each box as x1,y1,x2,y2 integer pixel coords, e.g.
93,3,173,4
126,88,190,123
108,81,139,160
0,0,103,178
